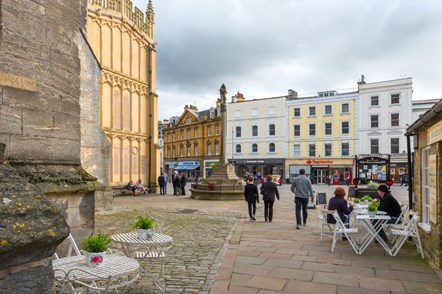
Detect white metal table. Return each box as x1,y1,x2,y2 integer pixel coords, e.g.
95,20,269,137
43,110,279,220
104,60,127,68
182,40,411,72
354,213,391,255
53,254,140,294
111,232,173,293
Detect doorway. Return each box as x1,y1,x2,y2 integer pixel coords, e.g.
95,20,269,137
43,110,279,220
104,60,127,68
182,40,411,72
317,169,327,184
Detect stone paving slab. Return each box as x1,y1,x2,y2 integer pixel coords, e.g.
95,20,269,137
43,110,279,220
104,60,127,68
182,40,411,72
95,183,442,293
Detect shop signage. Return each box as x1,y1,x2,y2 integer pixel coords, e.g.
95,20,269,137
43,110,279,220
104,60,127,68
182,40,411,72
428,120,442,145
306,159,334,164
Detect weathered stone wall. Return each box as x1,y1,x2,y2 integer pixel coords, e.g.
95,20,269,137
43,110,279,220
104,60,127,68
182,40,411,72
413,116,442,268
0,0,103,291
78,30,112,210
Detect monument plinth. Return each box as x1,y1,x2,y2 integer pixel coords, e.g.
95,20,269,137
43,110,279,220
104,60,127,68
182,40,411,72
190,163,244,200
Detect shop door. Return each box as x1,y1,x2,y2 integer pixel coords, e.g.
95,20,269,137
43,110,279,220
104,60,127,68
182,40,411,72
317,170,327,184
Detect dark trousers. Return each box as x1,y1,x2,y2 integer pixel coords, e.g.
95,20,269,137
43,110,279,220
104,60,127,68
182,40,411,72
159,184,165,195
264,200,274,221
374,217,399,241
247,201,257,219
295,197,309,225
181,184,186,195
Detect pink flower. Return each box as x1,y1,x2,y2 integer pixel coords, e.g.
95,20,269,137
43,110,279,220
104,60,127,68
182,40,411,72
91,255,103,265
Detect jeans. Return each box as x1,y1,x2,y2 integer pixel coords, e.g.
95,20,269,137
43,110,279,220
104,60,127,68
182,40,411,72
295,197,309,225
247,201,257,219
264,201,274,221
374,216,399,241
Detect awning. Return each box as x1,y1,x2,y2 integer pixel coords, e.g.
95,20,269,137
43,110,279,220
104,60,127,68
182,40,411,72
185,165,199,170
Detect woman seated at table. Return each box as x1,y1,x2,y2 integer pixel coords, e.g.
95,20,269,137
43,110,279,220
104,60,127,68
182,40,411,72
327,187,354,225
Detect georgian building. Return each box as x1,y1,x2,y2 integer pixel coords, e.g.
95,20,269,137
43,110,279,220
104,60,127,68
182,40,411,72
163,102,223,179
87,0,159,190
226,92,287,179
285,90,358,184
357,77,413,182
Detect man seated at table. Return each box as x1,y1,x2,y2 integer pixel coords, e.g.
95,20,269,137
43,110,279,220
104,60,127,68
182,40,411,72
374,184,402,243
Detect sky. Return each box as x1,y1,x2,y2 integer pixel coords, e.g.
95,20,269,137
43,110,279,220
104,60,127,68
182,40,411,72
132,0,442,120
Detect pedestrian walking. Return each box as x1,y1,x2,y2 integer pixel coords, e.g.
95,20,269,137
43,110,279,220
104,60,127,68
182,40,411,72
290,168,314,229
163,172,168,194
244,176,259,221
180,173,187,196
260,174,280,222
172,171,180,196
158,173,166,195
400,173,409,187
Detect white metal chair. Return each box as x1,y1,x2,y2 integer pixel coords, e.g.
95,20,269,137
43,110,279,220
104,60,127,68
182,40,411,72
331,211,360,255
388,214,424,259
53,233,82,260
317,208,335,240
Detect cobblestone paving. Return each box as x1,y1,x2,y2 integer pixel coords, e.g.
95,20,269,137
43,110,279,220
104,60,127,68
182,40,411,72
96,207,239,293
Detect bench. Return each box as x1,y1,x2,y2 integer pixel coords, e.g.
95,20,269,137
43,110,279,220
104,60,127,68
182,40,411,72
112,185,135,196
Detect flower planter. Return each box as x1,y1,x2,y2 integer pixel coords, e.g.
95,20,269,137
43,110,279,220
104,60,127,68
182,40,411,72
137,228,153,240
85,251,106,267
368,210,377,217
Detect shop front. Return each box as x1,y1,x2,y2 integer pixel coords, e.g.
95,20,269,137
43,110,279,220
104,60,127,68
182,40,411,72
204,160,219,178
231,158,284,180
286,158,353,185
175,160,200,180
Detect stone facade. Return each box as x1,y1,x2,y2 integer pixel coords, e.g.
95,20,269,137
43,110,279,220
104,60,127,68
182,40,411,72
406,99,442,268
86,0,160,191
0,1,104,290
163,101,223,179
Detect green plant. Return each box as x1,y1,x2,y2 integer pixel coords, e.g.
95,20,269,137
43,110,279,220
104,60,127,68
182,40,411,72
353,198,360,203
360,195,373,202
134,215,156,230
81,232,112,253
367,182,379,190
368,202,380,211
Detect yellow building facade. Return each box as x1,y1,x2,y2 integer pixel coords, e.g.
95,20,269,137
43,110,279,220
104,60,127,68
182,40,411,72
87,0,159,189
286,91,357,184
163,103,222,179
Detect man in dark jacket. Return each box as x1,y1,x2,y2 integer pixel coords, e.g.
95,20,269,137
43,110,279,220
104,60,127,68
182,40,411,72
180,173,187,196
375,184,402,242
261,174,280,222
244,176,259,221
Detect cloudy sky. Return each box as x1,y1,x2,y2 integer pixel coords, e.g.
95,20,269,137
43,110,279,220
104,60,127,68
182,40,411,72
132,0,442,120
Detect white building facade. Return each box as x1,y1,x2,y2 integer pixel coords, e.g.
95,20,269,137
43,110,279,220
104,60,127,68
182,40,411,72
357,77,413,182
226,93,287,178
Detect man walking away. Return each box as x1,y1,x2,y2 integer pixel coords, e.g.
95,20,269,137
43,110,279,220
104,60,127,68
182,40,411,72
244,176,259,221
172,171,180,196
291,169,314,229
180,173,187,196
158,173,165,195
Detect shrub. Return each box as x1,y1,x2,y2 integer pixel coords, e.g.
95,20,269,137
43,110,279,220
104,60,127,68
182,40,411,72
134,215,156,230
367,182,379,190
368,202,380,211
81,232,112,253
361,195,373,202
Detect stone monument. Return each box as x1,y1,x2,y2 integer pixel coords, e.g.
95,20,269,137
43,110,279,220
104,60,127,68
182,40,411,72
190,84,244,200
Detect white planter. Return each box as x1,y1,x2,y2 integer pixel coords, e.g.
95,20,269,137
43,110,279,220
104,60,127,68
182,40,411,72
137,228,152,240
85,251,106,267
368,210,377,217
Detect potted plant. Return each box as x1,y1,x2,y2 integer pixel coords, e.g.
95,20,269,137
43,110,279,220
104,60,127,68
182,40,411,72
366,181,379,191
134,215,156,239
360,195,372,204
367,201,380,217
81,232,112,267
353,198,360,204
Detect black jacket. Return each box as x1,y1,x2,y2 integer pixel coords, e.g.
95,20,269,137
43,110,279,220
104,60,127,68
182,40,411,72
378,192,401,218
244,183,259,203
260,180,280,202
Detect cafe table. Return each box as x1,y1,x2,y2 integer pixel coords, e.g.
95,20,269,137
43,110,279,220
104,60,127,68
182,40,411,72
111,232,173,293
353,213,391,255
52,254,140,294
